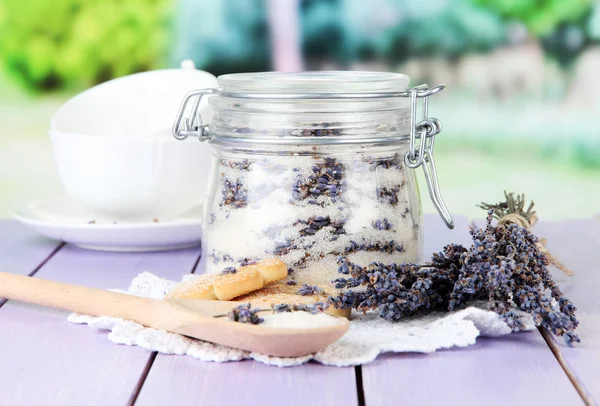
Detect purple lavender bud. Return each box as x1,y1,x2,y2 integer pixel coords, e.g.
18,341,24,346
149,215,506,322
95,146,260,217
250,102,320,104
226,304,263,325
297,284,324,296
220,266,237,275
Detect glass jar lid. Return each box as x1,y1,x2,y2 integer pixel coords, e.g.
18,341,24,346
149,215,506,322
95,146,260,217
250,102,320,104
217,71,410,96
208,72,413,145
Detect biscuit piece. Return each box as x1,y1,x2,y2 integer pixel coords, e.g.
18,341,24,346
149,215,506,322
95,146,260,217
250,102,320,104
166,274,219,300
235,282,352,318
244,258,288,284
165,258,288,301
212,270,264,300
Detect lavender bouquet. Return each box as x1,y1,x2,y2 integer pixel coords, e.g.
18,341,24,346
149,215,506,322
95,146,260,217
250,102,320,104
330,193,579,345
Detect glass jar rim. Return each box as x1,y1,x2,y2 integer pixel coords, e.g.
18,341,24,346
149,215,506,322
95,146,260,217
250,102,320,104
217,71,410,95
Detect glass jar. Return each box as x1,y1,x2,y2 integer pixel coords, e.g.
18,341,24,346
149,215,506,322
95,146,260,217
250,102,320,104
173,71,453,287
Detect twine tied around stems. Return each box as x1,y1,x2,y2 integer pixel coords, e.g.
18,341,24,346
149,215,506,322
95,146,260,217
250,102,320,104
479,192,574,277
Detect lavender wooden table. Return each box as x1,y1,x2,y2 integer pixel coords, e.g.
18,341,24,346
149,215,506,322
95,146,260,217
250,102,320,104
0,216,597,406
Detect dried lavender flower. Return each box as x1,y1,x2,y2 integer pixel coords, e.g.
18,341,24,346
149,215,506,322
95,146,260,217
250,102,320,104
297,284,324,296
297,216,346,236
272,303,292,313
222,159,252,171
220,266,237,275
271,302,329,315
376,186,401,205
480,191,574,277
220,178,247,208
366,154,403,170
292,158,346,202
373,218,393,230
239,258,258,267
344,240,404,254
300,302,329,314
226,304,264,325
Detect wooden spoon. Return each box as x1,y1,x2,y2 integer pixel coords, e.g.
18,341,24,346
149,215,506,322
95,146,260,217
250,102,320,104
0,272,349,357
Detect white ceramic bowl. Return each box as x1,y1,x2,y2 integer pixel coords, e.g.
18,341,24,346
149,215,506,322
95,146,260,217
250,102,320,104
50,66,217,221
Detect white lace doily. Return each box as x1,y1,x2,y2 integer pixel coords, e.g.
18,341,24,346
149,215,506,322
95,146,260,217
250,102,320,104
68,272,534,367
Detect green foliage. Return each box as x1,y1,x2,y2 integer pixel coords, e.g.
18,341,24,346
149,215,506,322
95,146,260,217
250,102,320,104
0,0,171,92
541,24,587,67
300,0,347,63
172,0,270,76
572,139,600,170
472,0,593,36
589,5,600,40
340,0,506,63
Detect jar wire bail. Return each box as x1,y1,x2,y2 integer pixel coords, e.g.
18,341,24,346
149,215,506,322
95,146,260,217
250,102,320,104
403,85,454,229
172,84,454,229
172,88,216,141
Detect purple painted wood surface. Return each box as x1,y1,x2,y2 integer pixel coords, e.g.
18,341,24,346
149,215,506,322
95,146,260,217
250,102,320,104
360,216,583,406
535,219,600,284
0,235,201,406
136,358,358,406
0,217,596,405
363,334,582,406
0,220,61,276
535,220,600,404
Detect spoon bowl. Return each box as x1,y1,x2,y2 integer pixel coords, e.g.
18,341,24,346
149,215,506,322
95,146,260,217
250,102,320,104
165,298,349,357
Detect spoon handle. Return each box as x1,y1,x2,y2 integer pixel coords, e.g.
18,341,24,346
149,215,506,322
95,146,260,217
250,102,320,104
0,272,164,327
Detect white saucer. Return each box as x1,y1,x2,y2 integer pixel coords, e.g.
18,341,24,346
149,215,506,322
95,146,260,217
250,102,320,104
14,197,203,252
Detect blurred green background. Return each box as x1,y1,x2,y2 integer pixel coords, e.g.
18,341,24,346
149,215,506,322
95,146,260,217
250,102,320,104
0,0,599,219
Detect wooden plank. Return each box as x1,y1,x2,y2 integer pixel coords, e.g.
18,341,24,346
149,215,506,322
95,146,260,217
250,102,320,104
534,219,600,284
136,357,358,406
0,234,201,406
0,220,62,277
363,334,582,406
361,215,583,406
533,220,600,405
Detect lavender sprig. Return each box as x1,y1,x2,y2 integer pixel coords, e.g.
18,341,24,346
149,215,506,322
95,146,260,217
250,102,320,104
215,302,330,324
225,304,264,325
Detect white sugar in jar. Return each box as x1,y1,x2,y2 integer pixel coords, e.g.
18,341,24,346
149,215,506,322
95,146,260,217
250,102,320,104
172,71,453,287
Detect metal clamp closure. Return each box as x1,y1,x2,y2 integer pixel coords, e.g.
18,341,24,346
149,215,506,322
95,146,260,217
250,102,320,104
172,89,215,141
